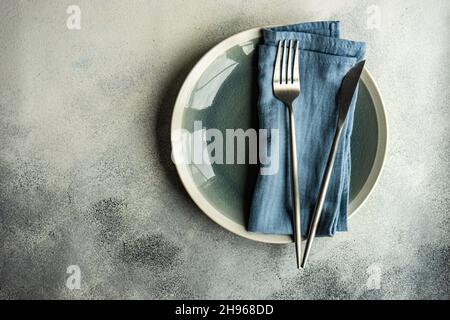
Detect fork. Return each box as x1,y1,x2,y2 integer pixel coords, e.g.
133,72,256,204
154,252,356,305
273,39,302,269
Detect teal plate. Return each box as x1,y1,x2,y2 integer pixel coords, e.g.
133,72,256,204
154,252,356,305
171,28,387,243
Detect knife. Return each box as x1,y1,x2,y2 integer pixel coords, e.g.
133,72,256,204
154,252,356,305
301,60,366,268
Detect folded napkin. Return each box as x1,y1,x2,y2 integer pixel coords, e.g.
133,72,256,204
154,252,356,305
248,21,366,237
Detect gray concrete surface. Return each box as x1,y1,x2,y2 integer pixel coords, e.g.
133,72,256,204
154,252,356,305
0,0,448,299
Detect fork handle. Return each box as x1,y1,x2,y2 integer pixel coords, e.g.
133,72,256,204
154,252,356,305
287,104,302,269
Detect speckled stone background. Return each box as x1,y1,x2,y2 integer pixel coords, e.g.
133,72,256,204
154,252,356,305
0,0,448,299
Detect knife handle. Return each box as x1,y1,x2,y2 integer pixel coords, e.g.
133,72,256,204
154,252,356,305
301,125,343,268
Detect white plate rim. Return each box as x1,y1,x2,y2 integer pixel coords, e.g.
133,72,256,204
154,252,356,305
170,27,388,244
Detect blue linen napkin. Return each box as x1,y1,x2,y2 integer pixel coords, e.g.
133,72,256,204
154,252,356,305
248,21,366,237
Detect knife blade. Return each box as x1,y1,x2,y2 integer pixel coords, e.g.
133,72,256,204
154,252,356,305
337,60,366,126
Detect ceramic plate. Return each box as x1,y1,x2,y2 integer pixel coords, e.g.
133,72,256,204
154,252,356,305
171,28,387,244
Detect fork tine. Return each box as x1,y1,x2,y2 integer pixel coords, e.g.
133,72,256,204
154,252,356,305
273,41,282,84
287,40,293,84
281,40,287,84
293,40,300,84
